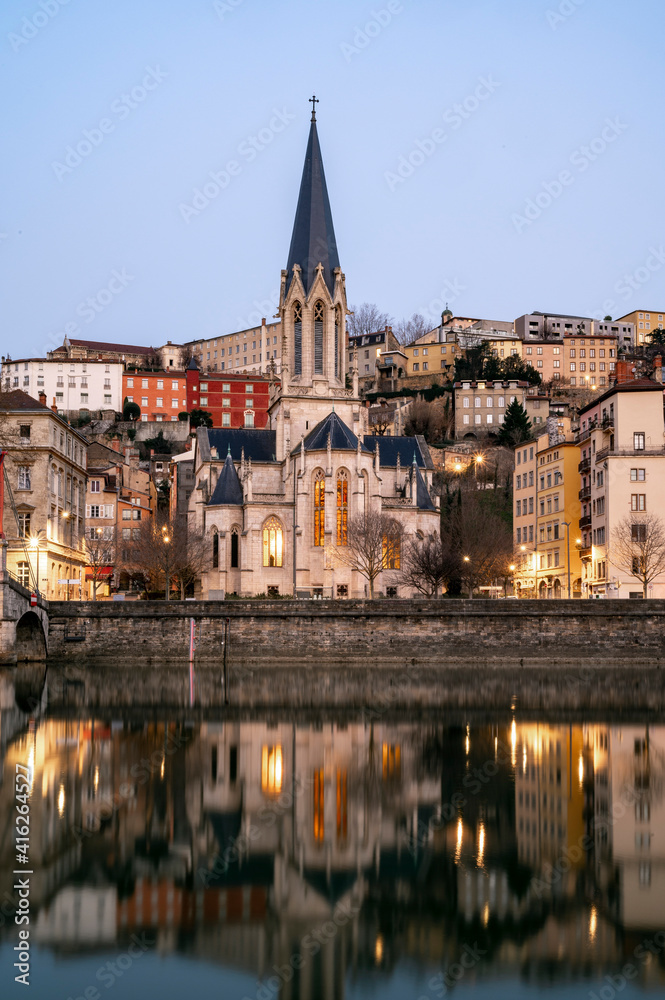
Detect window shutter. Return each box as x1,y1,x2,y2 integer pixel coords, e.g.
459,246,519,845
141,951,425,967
105,504,114,518
85,505,91,517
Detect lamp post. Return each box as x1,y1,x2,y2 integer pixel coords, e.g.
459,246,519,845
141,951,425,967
161,526,171,601
29,530,43,596
562,520,572,599
463,555,472,598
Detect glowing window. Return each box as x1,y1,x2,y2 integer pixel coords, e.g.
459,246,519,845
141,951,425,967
261,745,283,795
262,517,283,567
336,471,348,545
314,471,325,546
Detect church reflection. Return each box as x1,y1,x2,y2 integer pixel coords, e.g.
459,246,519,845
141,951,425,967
1,694,665,996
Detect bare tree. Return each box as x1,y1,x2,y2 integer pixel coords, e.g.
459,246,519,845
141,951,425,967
394,312,431,346
85,528,115,600
347,303,393,339
612,513,665,598
455,498,513,597
336,510,403,598
119,514,207,599
402,531,451,597
403,397,447,444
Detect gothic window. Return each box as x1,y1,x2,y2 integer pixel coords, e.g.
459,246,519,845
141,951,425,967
230,526,239,568
263,517,283,567
314,471,325,546
335,306,342,379
261,745,283,795
313,767,324,843
212,532,219,568
336,470,348,545
382,530,401,569
314,300,324,375
294,302,302,376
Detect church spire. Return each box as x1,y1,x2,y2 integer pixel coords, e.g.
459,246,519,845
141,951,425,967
286,99,340,296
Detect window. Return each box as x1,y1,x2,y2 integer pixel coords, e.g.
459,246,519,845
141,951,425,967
336,471,348,545
463,397,470,408
17,512,30,537
475,397,481,407
262,745,283,796
231,527,239,568
631,494,646,511
17,467,31,490
122,527,131,540
313,300,324,374
245,384,253,393
172,380,179,389
89,505,101,518
200,383,208,391
17,562,30,587
199,397,207,406
157,379,163,389
314,471,325,546
141,397,148,406
263,517,283,567
90,480,101,493
122,509,131,520
382,743,401,779
244,411,254,428
212,532,219,568
632,524,647,543
172,398,178,408
222,383,230,392
222,413,230,427
631,469,646,481
382,531,401,569
634,433,645,451
313,767,324,843
412,363,419,371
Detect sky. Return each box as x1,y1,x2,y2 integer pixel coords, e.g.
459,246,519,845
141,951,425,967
2,0,664,358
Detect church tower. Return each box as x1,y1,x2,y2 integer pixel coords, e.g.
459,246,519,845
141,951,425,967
270,98,361,460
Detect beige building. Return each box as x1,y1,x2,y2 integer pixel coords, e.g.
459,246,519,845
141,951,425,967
522,334,618,387
515,311,635,350
615,308,665,346
454,379,539,439
513,417,583,598
185,316,282,377
577,375,665,597
0,390,88,599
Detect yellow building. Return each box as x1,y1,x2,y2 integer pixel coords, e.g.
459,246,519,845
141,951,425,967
513,417,582,598
615,309,665,346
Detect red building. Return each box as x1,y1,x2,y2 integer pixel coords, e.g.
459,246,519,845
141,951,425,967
122,370,188,422
185,362,272,428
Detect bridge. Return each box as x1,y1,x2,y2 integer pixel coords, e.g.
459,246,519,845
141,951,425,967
0,562,49,665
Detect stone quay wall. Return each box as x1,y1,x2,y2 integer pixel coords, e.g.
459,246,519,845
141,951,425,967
46,598,665,667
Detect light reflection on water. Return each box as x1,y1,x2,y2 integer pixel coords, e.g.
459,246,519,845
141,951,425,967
0,670,664,999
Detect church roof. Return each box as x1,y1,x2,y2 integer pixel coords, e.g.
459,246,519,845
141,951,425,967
362,435,430,469
187,356,198,370
286,118,340,296
415,463,437,511
206,428,277,463
293,411,371,454
208,450,243,506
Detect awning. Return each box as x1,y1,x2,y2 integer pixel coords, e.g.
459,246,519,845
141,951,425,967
85,566,113,581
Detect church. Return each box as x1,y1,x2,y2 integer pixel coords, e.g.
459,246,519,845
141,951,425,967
189,101,440,598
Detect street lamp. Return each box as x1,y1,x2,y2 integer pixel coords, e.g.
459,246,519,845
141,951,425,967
163,530,171,601
28,530,44,595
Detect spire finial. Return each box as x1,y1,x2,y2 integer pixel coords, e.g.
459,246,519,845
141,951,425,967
227,443,231,457
309,94,319,122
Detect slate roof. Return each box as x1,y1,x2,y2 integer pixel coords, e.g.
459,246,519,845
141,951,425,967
363,435,428,469
286,120,340,295
208,450,243,506
292,411,371,454
415,464,437,511
187,356,198,370
207,428,277,463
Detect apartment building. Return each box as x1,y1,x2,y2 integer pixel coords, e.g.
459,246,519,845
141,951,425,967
48,336,157,368
513,417,582,597
123,370,188,422
185,363,271,428
515,312,634,349
1,357,124,416
615,309,665,346
349,327,401,378
522,335,618,387
577,373,665,597
454,380,546,439
0,390,88,599
185,317,282,376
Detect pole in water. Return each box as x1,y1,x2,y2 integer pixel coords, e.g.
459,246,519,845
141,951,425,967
189,618,195,706
223,617,230,705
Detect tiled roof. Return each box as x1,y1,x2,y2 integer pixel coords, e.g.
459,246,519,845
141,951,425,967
57,339,154,355
0,389,49,412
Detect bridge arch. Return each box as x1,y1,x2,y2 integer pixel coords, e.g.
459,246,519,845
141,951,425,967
16,611,47,662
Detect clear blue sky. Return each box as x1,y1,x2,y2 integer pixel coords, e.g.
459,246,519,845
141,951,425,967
2,0,663,358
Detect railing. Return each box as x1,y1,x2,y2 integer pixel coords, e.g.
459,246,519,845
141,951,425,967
579,485,591,500
579,514,592,528
578,546,592,559
601,415,614,430
578,456,591,473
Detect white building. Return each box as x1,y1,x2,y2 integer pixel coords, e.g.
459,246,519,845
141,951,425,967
0,358,124,416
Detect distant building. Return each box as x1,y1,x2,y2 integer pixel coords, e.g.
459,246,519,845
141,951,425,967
185,316,282,376
348,326,400,378
1,357,124,416
515,311,634,349
123,370,188,422
523,334,618,388
0,390,88,599
48,336,157,368
453,379,534,439
185,362,272,429
614,309,664,346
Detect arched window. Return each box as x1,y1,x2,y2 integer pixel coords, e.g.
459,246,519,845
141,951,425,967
230,526,240,568
336,470,348,546
335,306,342,379
314,301,324,375
212,532,219,568
314,471,325,546
382,528,401,569
294,302,302,376
263,517,283,567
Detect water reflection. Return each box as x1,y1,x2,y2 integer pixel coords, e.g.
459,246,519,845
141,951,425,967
1,697,665,996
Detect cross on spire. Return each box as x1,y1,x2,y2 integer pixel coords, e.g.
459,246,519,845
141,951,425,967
309,94,319,122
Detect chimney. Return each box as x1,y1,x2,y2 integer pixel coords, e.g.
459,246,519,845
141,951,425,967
51,397,58,413
654,355,663,383
261,317,267,328
614,360,632,385
111,437,121,452
38,390,46,406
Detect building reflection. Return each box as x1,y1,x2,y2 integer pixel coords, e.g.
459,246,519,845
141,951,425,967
1,705,664,995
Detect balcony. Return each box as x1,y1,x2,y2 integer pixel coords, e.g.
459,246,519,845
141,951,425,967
579,514,592,529
578,546,592,559
578,456,591,473
579,485,591,500
601,414,614,430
